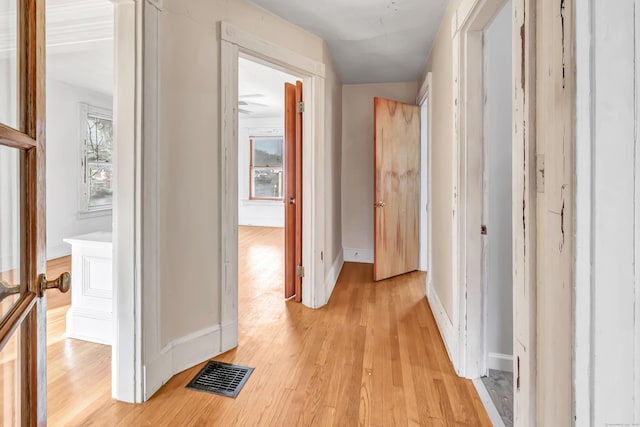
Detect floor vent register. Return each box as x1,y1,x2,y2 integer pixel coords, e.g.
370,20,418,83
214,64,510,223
186,360,254,398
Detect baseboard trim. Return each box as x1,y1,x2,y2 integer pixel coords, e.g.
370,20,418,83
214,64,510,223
427,285,458,372
488,352,514,372
473,378,506,427
220,320,238,353
65,307,112,345
144,324,221,400
343,247,373,264
324,249,344,305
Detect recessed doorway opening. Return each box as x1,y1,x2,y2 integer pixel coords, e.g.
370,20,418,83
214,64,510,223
236,55,304,342
479,1,514,425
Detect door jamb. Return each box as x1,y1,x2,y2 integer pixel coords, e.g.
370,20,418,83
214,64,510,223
417,73,433,295
112,0,145,403
451,0,510,380
219,22,327,352
449,0,537,423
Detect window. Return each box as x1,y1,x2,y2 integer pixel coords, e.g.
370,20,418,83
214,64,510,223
250,137,284,200
80,104,114,212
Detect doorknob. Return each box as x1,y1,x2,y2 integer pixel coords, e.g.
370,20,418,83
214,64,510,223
38,272,71,296
374,201,385,208
289,198,296,205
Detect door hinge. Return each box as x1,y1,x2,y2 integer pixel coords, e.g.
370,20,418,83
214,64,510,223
296,265,305,278
296,101,305,113
481,225,487,235
537,154,545,193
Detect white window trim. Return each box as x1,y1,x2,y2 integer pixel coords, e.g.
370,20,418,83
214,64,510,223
78,102,114,215
249,135,284,201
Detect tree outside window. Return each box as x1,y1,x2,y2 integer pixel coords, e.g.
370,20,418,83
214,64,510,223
250,137,284,200
80,104,113,212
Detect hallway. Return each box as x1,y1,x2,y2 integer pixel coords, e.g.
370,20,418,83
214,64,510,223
40,227,490,426
47,226,489,425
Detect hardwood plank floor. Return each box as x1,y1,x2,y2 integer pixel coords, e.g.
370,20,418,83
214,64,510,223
41,226,489,426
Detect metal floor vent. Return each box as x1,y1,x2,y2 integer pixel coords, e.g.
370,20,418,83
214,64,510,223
186,361,254,398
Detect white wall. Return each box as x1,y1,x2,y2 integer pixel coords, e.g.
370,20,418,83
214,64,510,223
341,82,418,263
323,50,343,296
0,57,19,274
484,1,513,369
0,147,19,274
575,0,640,424
238,116,284,228
0,57,17,129
156,0,341,346
417,0,461,318
46,79,113,260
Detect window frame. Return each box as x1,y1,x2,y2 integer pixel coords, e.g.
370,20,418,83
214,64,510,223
249,136,284,201
78,103,114,215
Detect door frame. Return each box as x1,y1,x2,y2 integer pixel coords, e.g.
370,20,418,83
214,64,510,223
417,72,433,294
449,0,538,423
451,0,510,380
111,0,142,403
220,22,327,351
111,0,163,403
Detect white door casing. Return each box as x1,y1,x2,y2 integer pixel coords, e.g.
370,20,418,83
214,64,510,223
575,0,640,424
219,22,327,354
417,72,433,294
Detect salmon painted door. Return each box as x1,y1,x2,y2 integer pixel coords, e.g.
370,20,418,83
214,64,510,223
284,81,303,301
373,97,421,281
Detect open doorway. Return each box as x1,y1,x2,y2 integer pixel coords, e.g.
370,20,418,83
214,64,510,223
43,0,117,421
479,1,514,426
236,55,302,315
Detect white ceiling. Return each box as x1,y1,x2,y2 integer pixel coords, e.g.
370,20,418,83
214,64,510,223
250,0,448,84
239,56,300,119
46,0,114,96
0,0,113,95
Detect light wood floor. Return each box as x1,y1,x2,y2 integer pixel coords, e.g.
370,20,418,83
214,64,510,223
42,226,489,426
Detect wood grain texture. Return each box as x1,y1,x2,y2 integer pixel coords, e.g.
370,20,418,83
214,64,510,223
284,83,296,299
535,0,575,424
284,81,303,302
14,0,48,423
374,97,421,281
294,81,303,302
40,227,490,426
513,0,538,424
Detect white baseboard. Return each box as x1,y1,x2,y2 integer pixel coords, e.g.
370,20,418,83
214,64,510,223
47,243,71,261
488,352,514,372
427,285,458,373
220,320,238,354
65,307,113,345
143,324,222,400
343,247,373,264
473,378,506,427
324,248,344,305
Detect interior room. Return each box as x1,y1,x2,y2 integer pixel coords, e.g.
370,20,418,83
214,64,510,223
236,55,299,317
479,1,514,425
45,0,115,423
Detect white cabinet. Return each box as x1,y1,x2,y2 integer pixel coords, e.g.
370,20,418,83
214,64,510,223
63,231,113,345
